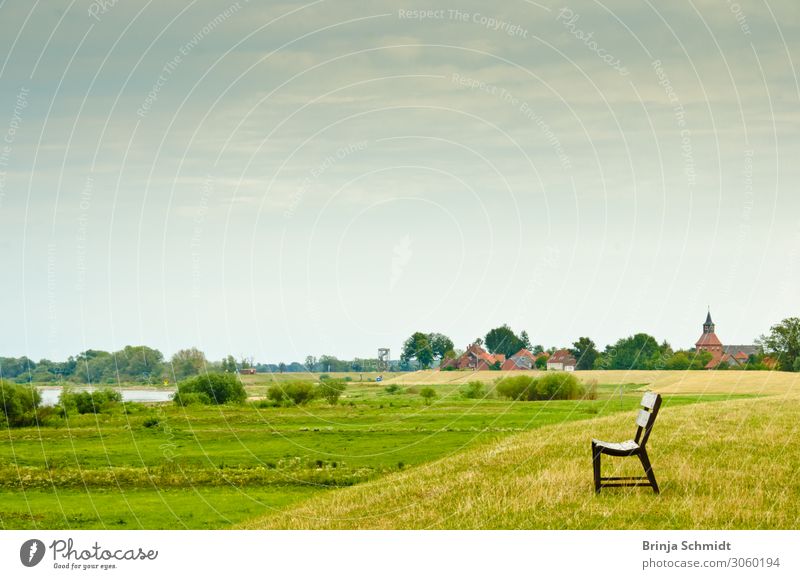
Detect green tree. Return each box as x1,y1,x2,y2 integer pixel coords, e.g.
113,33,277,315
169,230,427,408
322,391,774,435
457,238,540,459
401,332,434,369
0,380,41,427
427,333,454,360
267,381,315,405
170,348,207,380
116,345,165,382
520,331,533,351
571,337,599,370
604,334,664,370
759,317,800,371
305,355,317,372
174,373,247,405
221,355,238,373
420,387,437,405
484,325,524,358
317,378,345,405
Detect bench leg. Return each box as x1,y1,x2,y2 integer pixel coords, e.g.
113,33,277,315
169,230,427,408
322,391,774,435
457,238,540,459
592,443,602,493
638,449,659,494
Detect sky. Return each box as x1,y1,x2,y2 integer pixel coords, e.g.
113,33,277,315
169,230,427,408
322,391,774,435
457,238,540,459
0,0,798,363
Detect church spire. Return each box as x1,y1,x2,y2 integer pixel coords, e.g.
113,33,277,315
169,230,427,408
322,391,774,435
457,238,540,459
703,309,715,334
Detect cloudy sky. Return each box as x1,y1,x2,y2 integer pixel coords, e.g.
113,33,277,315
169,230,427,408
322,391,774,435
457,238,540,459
0,0,798,362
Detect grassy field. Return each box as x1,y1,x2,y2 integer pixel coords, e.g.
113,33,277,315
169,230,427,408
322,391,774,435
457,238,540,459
385,369,800,395
242,392,800,529
240,371,404,392
0,378,749,529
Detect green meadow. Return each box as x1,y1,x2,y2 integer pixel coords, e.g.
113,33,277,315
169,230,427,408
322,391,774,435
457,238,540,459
0,378,752,529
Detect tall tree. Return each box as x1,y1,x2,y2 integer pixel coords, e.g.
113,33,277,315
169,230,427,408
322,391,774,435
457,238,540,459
604,334,664,370
427,333,454,360
117,345,165,382
759,317,800,371
520,331,533,351
221,355,238,373
571,337,599,370
484,325,524,358
170,348,207,380
401,332,434,369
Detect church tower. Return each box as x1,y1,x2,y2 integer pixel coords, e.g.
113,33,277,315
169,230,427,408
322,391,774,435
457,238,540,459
703,310,715,334
696,310,723,357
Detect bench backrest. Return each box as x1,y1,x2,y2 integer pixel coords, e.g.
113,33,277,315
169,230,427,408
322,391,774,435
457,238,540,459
633,391,662,447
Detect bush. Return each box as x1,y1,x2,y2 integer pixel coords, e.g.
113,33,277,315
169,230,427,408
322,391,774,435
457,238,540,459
60,387,122,415
420,387,437,405
267,381,316,405
174,373,247,406
495,376,537,400
317,379,345,405
173,392,211,406
460,381,486,399
533,372,584,400
0,380,42,427
384,384,402,395
495,373,585,401
142,416,160,428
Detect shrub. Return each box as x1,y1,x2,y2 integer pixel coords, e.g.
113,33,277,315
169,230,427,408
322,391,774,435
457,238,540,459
495,376,536,400
460,381,486,399
142,416,160,428
420,387,437,405
384,384,402,395
317,378,345,405
174,373,246,406
173,392,211,406
60,387,122,415
0,380,42,427
495,373,585,401
267,381,316,405
533,372,584,400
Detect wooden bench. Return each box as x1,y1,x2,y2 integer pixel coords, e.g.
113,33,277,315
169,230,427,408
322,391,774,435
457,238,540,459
591,391,662,494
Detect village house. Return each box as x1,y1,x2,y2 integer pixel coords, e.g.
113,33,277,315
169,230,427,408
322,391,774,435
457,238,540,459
546,349,577,372
441,344,553,372
501,348,537,370
440,343,506,371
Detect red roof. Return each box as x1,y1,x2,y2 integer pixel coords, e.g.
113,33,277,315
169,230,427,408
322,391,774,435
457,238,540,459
548,349,577,365
696,332,723,348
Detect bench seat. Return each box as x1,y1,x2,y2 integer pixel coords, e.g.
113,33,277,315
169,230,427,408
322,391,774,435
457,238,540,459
591,439,639,454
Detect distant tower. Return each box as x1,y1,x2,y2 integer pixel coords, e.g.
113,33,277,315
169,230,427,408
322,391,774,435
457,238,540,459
696,309,723,361
377,348,390,372
703,310,715,334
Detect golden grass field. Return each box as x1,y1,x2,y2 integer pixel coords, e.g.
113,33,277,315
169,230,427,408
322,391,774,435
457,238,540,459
241,391,800,529
384,369,800,396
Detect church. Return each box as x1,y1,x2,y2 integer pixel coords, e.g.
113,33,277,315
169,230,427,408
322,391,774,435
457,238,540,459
695,311,759,369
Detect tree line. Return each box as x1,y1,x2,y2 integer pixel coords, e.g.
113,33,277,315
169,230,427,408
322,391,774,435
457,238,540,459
400,317,800,372
0,347,409,385
2,317,797,384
